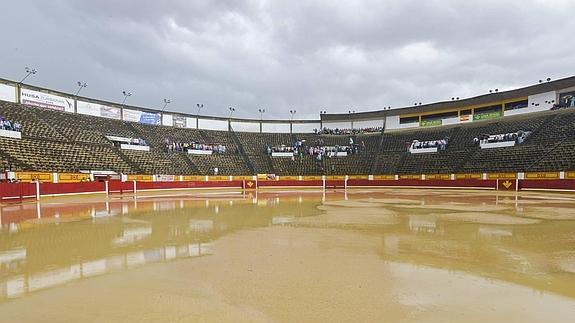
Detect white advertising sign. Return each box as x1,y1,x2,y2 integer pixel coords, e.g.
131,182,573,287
77,101,121,119
20,88,74,112
162,114,173,126
0,84,16,102
120,144,150,151
122,108,161,125
188,150,213,155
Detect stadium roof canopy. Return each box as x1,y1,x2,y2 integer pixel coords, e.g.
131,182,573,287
322,75,575,122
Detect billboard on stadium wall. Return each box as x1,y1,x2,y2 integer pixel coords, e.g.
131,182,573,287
162,113,173,126
0,83,16,102
231,121,259,132
420,119,442,127
186,117,196,128
198,118,228,131
473,111,502,121
292,123,320,133
20,88,74,112
123,108,161,125
174,115,187,128
77,101,121,120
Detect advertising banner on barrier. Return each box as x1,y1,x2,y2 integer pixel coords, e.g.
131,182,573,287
20,88,74,112
122,108,161,125
58,173,90,183
455,173,482,180
0,83,16,102
400,174,422,180
16,172,53,182
127,175,153,181
487,173,516,180
77,101,121,119
426,174,450,180
525,172,560,180
374,175,395,180
156,175,175,182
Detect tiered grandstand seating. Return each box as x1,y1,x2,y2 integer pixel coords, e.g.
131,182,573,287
1,101,574,176
0,102,67,140
192,154,251,175
131,124,204,148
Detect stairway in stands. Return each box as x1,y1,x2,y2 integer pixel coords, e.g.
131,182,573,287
0,145,32,171
229,127,256,174
369,133,385,174
108,143,144,174
182,154,201,174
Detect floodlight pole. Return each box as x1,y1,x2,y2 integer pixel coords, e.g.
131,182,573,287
75,81,88,97
196,103,204,129
19,67,37,84
258,108,265,133
121,91,132,108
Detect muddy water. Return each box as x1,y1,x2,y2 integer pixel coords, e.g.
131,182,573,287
1,189,574,322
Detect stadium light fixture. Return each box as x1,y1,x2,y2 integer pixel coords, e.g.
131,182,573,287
75,81,88,97
196,103,204,117
161,98,171,112
258,108,265,120
289,110,296,120
228,107,236,118
121,91,132,107
19,66,38,84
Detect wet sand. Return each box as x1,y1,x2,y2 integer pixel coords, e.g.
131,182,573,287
1,189,575,322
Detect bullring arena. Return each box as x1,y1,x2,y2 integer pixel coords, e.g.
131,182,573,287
1,76,575,322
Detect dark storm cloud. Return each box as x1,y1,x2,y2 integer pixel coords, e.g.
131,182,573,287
1,0,574,119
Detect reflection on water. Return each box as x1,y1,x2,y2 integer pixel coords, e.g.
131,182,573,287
0,189,575,317
0,191,320,301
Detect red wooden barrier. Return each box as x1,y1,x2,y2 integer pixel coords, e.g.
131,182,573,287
348,179,497,189
257,180,323,187
108,180,135,193
40,182,106,195
0,182,36,201
136,180,243,190
519,179,575,191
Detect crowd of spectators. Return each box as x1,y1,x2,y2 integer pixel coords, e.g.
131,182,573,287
0,178,22,183
0,116,22,132
409,138,449,151
165,140,226,154
267,137,364,160
314,127,383,135
473,131,530,145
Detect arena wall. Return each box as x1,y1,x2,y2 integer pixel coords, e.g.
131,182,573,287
2,174,574,202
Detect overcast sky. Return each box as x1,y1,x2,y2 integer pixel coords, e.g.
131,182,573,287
1,0,574,119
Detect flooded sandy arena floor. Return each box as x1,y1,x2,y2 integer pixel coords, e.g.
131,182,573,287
1,188,575,322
